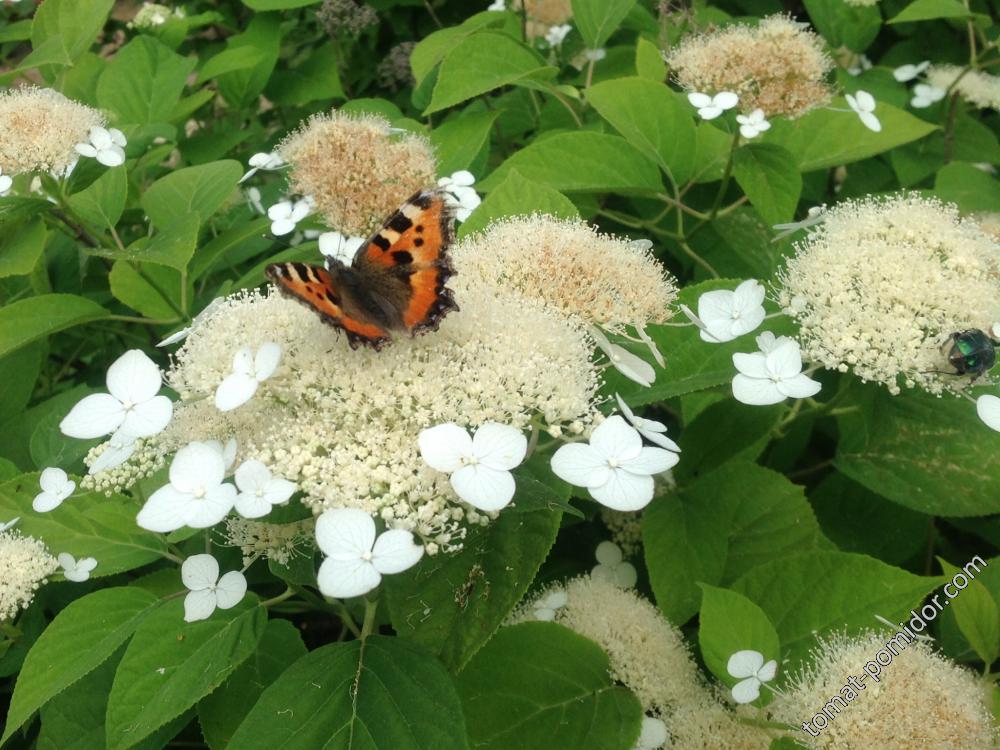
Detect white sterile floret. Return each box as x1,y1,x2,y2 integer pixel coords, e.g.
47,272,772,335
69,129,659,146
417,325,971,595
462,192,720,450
74,126,127,167
60,350,172,440
239,151,284,183
0,518,18,532
545,23,571,46
418,422,527,512
893,61,929,82
584,48,606,62
268,197,313,236
615,394,680,452
592,540,637,588
731,333,821,406
846,90,881,132
846,54,872,76
58,553,97,583
181,554,247,622
318,231,365,266
214,342,282,412
0,167,11,196
687,91,739,120
488,0,505,9
550,415,678,511
591,327,656,387
315,508,424,598
233,459,296,518
727,649,778,704
634,716,668,750
696,279,766,343
206,437,238,470
772,205,825,241
88,430,138,475
136,442,237,532
736,109,770,139
977,395,1000,432
32,468,75,513
911,83,946,108
157,298,226,348
532,589,568,621
437,170,481,222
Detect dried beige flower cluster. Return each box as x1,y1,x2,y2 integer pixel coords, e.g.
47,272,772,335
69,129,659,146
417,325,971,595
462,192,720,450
453,215,678,330
512,0,573,40
927,65,1000,110
666,16,834,118
778,195,1000,395
278,111,437,236
601,508,644,556
770,632,995,749
0,529,58,621
0,87,105,175
222,517,315,566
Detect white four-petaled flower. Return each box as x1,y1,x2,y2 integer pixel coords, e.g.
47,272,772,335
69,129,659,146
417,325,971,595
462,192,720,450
634,716,668,750
846,90,881,133
727,649,778,704
239,151,284,183
893,61,929,82
319,231,366,266
688,91,739,120
911,83,946,108
32,468,76,512
550,415,678,511
731,333,821,406
234,459,296,518
58,553,97,582
437,170,482,222
533,589,568,621
315,508,424,599
215,342,282,412
181,554,247,622
74,126,127,167
545,24,572,46
615,394,680,452
268,197,313,236
696,279,767,343
418,422,527,511
136,442,237,532
592,541,637,588
977,395,1000,432
736,109,770,139
591,327,656,387
60,350,172,440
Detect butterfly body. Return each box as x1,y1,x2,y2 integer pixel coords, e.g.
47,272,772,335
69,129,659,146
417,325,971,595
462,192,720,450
266,190,458,350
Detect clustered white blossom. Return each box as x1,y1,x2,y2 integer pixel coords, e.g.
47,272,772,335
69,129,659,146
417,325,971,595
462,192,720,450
0,529,58,621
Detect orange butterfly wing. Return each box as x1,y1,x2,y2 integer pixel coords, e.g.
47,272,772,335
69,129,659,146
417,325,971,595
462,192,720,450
265,262,391,350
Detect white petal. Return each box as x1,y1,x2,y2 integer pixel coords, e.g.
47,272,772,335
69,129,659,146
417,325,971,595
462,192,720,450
108,128,127,147
39,467,69,495
136,485,191,533
765,340,804,379
290,201,311,222
89,127,111,149
472,422,527,471
732,374,786,406
232,347,254,376
317,557,382,598
614,393,636,422
450,464,516,511
623,446,678,475
315,508,376,558
271,218,296,236
75,143,98,158
185,484,237,528
97,147,125,167
89,432,137,474
60,393,125,439
267,201,292,220
77,557,98,573
371,529,424,574
214,571,247,609
215,372,259,411
534,607,556,621
859,111,882,132
249,152,272,167
418,423,473,473
698,106,723,120
543,590,568,609
590,415,642,462
714,91,739,109
550,443,608,488
156,326,192,347
0,175,12,193
698,289,735,329
639,427,681,453
854,90,876,112
32,491,63,513
262,478,296,506
170,442,225,493
777,373,822,400
184,589,218,622
254,342,282,380
638,717,668,749
687,92,713,108
451,170,475,186
182,553,219,590
589,469,654,511
595,540,623,565
977,395,1000,431
119,395,172,437
606,344,656,386
234,459,271,493
235,491,271,519
106,350,163,404
614,562,638,588
731,677,761,704
728,649,765,678
732,351,770,378
756,659,778,682
739,124,759,139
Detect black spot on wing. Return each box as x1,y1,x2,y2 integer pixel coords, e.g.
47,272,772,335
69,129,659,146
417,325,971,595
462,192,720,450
392,250,413,264
414,238,424,247
371,234,391,252
386,212,412,234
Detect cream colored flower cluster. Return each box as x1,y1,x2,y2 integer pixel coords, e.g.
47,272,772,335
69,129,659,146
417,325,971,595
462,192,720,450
453,215,678,330
0,530,58,621
0,87,105,176
778,195,1000,395
666,16,833,118
278,111,437,236
928,65,1000,110
222,517,316,566
770,632,995,749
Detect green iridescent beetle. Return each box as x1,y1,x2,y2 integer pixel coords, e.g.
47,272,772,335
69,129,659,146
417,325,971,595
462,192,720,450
946,329,998,378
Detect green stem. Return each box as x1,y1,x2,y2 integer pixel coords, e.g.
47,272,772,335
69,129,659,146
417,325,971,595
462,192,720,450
260,588,296,608
361,596,379,640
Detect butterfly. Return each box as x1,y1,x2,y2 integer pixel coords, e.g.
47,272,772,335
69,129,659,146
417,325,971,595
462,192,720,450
266,189,459,351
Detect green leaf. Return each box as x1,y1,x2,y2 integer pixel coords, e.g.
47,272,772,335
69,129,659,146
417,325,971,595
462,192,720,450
0,19,32,43
0,218,47,278
29,409,96,473
802,0,881,51
571,0,637,49
228,636,470,749
835,384,1000,516
29,0,114,71
764,99,937,171
216,14,282,108
939,557,999,665
431,109,500,176
732,551,941,666
698,585,781,699
195,46,265,84
635,36,666,81
67,167,128,230
674,399,783,481
732,144,802,226
458,169,579,238
889,0,972,23
1,587,162,745
106,599,267,750
0,294,108,360
457,622,642,750
267,43,345,106
138,216,201,271
97,36,195,125
109,262,183,319
142,160,242,229
385,504,562,671
934,162,1000,214
644,461,824,625
410,12,510,85
0,344,43,425
0,474,169,576
480,132,663,194
426,32,556,115
587,77,697,184
190,216,272,279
